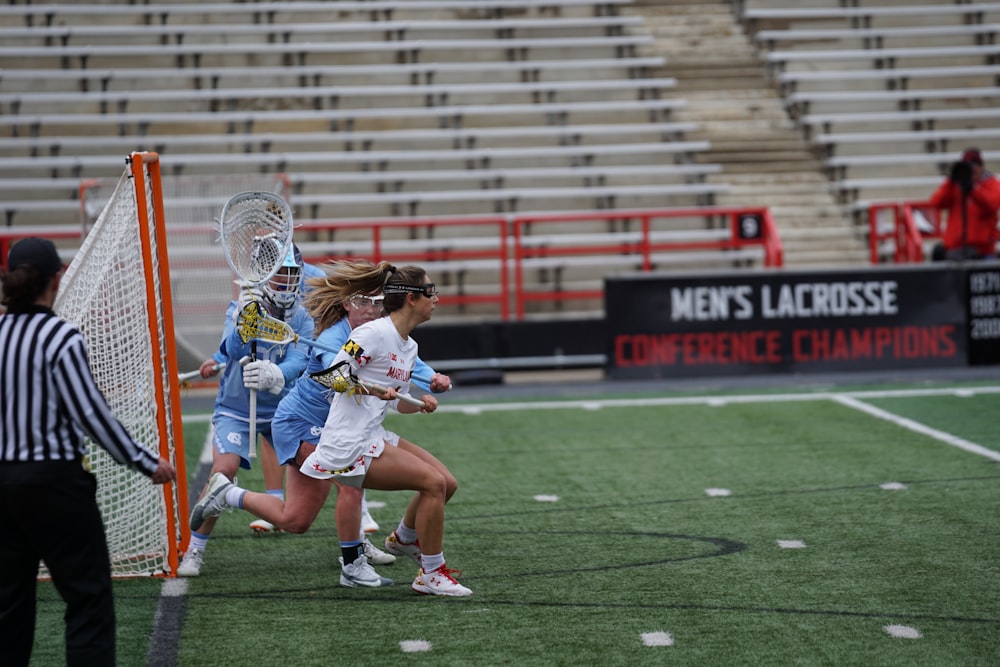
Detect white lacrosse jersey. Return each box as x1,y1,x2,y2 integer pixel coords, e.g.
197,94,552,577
311,316,418,473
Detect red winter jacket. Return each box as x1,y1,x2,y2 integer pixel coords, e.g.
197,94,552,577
928,173,1000,257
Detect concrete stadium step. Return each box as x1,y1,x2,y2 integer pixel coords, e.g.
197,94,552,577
631,0,869,267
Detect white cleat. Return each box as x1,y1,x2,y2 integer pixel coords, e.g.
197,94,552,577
176,548,204,577
189,472,233,532
363,537,396,565
384,530,421,565
411,565,472,597
361,507,380,534
250,519,281,535
339,556,394,588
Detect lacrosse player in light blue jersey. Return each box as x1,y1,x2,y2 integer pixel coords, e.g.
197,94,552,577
178,244,314,577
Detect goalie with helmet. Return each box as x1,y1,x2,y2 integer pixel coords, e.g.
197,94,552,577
178,244,314,577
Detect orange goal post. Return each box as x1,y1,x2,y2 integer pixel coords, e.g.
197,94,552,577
53,152,189,577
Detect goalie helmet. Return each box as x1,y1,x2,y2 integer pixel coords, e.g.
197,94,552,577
262,244,303,315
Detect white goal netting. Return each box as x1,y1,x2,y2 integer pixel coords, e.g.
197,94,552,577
53,152,187,577
81,172,291,371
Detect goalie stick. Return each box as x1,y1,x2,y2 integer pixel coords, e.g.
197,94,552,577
219,191,294,458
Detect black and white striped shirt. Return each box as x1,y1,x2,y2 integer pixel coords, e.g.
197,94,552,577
0,305,158,474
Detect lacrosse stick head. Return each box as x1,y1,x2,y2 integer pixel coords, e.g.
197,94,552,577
310,360,358,396
235,300,298,346
219,191,294,285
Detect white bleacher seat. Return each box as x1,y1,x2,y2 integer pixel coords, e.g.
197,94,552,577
0,164,720,200
3,182,729,223
286,163,721,189
766,44,1000,75
0,1,636,23
825,151,994,180
801,107,1000,137
0,57,666,93
755,24,1000,51
0,122,701,158
0,35,654,69
776,65,1000,95
0,16,644,44
785,86,1000,117
294,183,728,208
7,98,688,137
0,141,711,176
813,128,1000,157
741,3,1000,30
0,78,677,115
835,176,944,205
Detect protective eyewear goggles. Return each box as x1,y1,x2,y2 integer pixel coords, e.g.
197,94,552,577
349,294,385,310
383,283,439,298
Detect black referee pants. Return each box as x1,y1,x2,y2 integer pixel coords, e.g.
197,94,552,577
0,461,116,667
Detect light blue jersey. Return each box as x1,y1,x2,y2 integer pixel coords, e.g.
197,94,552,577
270,317,436,465
213,300,313,420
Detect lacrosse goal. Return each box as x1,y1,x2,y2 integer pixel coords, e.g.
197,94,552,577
53,151,189,578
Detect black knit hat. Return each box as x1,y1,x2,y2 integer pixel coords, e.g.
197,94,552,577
8,237,63,281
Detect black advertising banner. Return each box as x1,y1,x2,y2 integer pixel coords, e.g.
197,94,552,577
967,267,1000,365
606,266,967,379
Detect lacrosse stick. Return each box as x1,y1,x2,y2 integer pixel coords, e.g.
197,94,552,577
310,361,426,408
220,191,294,458
234,301,434,386
178,362,226,388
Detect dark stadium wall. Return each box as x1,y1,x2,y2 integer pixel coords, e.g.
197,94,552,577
415,265,1000,383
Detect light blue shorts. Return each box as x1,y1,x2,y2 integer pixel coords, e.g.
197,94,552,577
270,410,323,467
212,413,274,471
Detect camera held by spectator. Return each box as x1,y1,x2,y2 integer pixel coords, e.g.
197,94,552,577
949,160,974,195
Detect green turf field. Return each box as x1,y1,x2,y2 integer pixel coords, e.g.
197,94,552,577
32,381,1000,666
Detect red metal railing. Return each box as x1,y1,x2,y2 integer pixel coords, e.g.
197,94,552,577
868,201,942,264
509,206,782,318
3,206,783,320
297,215,512,318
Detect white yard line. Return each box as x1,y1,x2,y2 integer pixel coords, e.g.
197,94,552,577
832,395,1000,462
432,385,1000,413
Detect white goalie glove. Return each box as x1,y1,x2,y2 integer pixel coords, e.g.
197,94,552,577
242,358,285,394
235,280,265,311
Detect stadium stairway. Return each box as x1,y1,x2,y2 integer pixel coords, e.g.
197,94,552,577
629,0,871,267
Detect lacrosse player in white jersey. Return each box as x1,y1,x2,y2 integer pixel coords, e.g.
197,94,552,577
190,263,472,596
267,259,452,587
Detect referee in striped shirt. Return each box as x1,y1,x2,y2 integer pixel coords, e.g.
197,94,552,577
0,237,176,667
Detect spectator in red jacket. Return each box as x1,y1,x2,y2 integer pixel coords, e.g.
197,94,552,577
929,148,1000,261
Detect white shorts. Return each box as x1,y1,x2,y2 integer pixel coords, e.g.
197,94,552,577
299,431,400,487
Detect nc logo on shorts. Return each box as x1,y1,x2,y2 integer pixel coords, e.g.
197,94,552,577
227,432,242,446
310,426,322,438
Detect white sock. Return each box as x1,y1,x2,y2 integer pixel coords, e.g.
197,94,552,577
266,489,284,500
225,486,247,508
421,552,445,573
189,531,209,551
361,490,370,514
395,521,417,544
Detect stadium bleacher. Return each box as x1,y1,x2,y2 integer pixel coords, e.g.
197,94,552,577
737,0,1000,228
5,0,1000,318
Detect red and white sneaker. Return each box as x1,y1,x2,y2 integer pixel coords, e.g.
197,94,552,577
411,564,472,597
384,530,421,565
